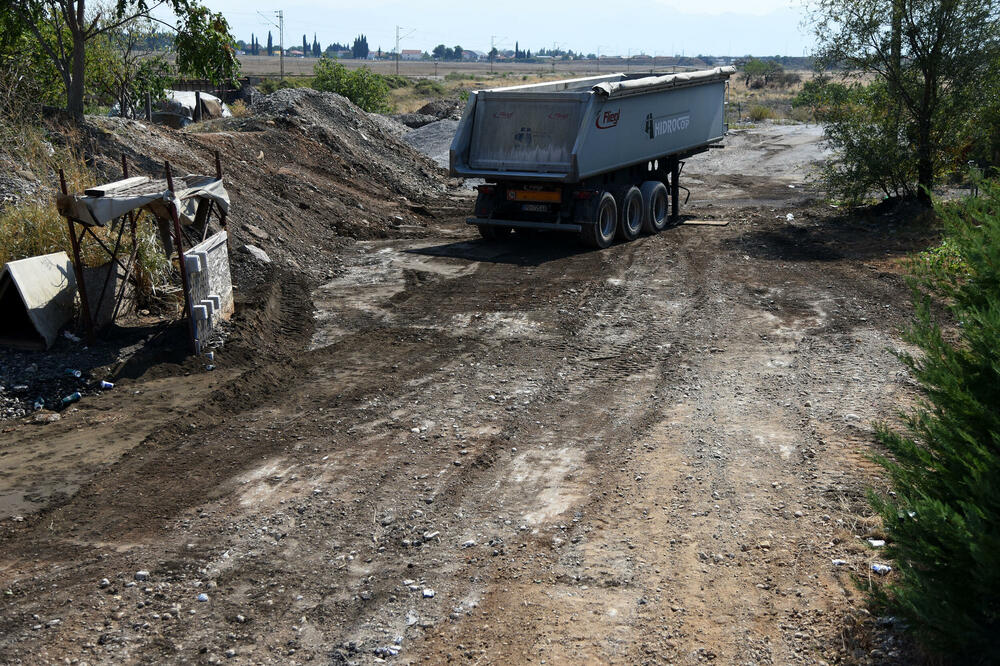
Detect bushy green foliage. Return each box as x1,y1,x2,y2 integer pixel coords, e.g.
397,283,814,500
312,57,390,113
382,74,411,90
820,80,919,204
413,78,444,96
871,178,1000,661
174,5,240,86
257,77,310,94
791,78,850,121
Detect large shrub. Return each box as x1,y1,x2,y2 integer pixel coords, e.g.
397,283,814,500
871,178,1000,661
312,57,390,113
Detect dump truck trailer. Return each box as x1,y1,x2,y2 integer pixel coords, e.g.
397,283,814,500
449,66,735,248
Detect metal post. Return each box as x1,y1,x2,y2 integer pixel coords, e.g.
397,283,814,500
194,91,202,122
144,92,152,121
60,169,96,343
165,161,199,354
670,158,680,223
214,150,229,248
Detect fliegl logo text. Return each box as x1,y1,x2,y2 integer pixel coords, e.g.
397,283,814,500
644,112,690,139
595,108,620,129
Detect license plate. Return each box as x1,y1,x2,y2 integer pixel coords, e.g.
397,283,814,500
521,204,549,212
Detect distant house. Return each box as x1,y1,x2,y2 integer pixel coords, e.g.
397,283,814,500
401,49,423,61
463,50,485,61
336,50,352,59
287,49,305,58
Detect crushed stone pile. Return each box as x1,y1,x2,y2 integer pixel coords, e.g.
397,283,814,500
403,119,461,169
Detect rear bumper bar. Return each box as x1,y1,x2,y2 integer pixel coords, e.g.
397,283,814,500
467,217,582,232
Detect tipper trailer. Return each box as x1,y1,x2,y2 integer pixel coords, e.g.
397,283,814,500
449,66,735,248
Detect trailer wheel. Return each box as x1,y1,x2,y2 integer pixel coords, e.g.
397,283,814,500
640,181,669,234
478,224,513,241
617,186,643,241
580,192,617,249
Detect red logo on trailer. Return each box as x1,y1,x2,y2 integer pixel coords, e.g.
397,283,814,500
548,112,569,120
596,108,620,129
493,111,514,119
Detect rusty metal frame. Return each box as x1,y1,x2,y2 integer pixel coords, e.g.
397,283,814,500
58,151,227,354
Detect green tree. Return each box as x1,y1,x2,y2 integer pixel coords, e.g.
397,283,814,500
432,43,445,59
811,0,1000,205
453,45,463,60
870,179,1000,660
87,17,171,117
267,30,273,56
312,56,389,113
352,34,368,59
7,0,238,119
173,5,239,85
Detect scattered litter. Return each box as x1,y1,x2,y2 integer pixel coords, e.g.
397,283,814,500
871,563,892,575
196,593,210,602
32,398,44,411
205,364,216,371
786,213,795,221
99,380,114,390
831,559,848,566
867,539,886,548
60,392,81,406
134,571,150,581
422,588,435,598
788,184,796,188
65,368,81,378
204,351,214,362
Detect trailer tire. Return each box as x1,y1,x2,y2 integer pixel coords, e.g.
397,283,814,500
579,192,617,249
617,186,643,241
478,224,513,241
640,181,669,234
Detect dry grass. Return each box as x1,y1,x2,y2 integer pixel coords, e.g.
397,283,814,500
0,122,97,267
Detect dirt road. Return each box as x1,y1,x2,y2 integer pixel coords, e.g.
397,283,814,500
0,125,925,664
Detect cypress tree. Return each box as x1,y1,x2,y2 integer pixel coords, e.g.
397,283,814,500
267,31,273,56
871,180,1000,661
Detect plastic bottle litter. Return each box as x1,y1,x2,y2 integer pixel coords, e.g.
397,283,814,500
32,398,45,411
871,563,892,575
99,380,114,390
61,392,81,406
66,368,82,378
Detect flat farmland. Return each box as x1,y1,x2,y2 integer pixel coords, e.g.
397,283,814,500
237,54,701,78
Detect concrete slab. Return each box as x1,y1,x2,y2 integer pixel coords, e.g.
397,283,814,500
0,252,76,349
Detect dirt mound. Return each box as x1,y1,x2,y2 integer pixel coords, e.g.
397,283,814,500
417,98,464,119
391,112,440,129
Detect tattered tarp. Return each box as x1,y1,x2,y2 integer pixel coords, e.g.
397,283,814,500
593,66,737,98
56,175,230,227
162,90,232,120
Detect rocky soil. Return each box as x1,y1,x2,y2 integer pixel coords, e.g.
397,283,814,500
0,117,938,664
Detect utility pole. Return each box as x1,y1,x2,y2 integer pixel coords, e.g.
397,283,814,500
258,10,284,80
277,10,284,81
490,35,496,73
394,25,415,76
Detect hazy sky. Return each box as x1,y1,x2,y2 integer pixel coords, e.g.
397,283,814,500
183,0,814,57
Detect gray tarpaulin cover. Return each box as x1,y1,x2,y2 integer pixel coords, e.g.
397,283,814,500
56,175,230,227
593,66,737,98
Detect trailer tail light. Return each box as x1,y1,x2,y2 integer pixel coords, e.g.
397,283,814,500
573,190,597,200
477,185,496,195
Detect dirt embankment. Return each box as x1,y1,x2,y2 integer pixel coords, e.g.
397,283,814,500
0,118,939,665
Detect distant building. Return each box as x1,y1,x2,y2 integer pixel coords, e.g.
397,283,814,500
463,50,485,61
401,49,423,61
